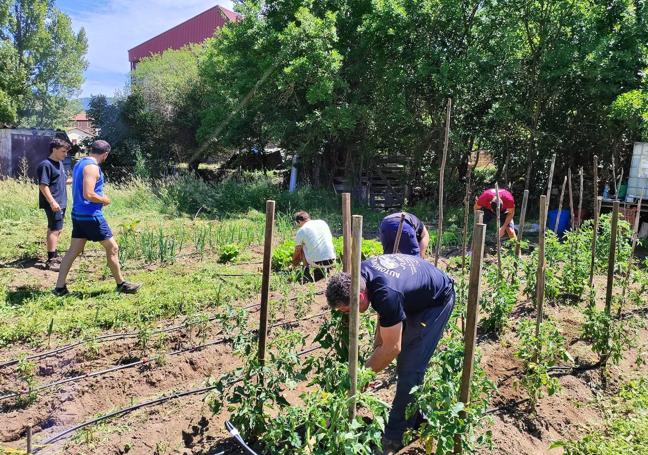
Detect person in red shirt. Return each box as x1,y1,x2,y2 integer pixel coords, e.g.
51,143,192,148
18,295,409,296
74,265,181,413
474,188,517,240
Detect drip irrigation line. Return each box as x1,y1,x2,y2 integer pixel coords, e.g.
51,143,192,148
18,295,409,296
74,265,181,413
0,303,262,370
31,344,322,452
485,398,530,415
1,288,323,370
1,311,328,401
226,421,259,455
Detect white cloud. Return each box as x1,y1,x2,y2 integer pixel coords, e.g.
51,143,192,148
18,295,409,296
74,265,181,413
65,1,234,97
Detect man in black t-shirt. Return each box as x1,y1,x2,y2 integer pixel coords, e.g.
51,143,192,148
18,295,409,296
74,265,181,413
326,254,455,455
37,138,72,271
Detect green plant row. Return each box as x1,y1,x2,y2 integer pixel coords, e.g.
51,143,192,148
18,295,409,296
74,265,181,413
272,237,384,272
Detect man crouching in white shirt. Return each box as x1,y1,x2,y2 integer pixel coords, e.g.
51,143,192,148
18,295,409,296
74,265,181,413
291,211,336,282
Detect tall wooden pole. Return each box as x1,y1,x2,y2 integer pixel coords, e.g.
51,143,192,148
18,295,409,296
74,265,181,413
515,190,529,258
535,196,547,338
455,221,486,454
461,162,474,270
568,169,575,232
612,155,618,198
577,167,584,229
589,156,599,286
342,193,352,273
348,215,363,421
258,200,275,366
393,212,406,254
435,98,452,267
604,201,619,316
495,183,502,278
554,176,568,234
545,154,556,225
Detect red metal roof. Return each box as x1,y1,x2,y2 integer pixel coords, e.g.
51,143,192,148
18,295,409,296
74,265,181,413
128,5,239,66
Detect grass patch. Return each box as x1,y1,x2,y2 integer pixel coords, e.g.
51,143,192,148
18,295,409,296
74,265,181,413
553,379,648,454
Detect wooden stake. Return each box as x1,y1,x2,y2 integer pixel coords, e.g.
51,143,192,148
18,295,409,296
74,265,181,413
393,212,406,254
26,426,32,454
515,189,529,258
455,221,486,454
435,98,452,267
495,183,502,279
461,161,474,270
348,215,363,421
568,169,575,232
342,193,352,273
605,201,620,316
577,167,584,229
589,156,599,287
535,196,547,339
257,200,275,366
475,209,483,224
554,176,567,234
545,154,556,225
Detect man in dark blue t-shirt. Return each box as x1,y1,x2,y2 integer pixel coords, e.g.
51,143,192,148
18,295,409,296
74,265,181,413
326,254,455,454
379,212,430,257
36,138,72,271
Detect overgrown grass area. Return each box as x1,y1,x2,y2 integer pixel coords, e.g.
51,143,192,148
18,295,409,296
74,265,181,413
554,379,648,454
0,173,388,348
0,262,261,347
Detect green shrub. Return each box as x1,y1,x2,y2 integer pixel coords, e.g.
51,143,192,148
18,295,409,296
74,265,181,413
218,243,240,263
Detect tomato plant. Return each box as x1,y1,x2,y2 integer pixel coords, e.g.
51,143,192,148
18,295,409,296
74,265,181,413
480,263,519,334
514,320,571,409
581,301,639,367
405,326,494,454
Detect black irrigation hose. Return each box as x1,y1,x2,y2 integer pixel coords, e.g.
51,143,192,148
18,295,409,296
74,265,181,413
31,344,323,452
485,398,530,415
1,312,328,401
0,303,262,370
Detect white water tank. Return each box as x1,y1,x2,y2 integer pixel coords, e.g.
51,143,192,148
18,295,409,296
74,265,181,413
628,142,648,199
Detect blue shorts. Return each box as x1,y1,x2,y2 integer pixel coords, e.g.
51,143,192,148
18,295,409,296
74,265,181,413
43,206,66,231
71,214,113,242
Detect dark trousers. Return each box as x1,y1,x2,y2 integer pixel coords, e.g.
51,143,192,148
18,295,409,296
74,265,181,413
302,259,334,283
384,288,456,443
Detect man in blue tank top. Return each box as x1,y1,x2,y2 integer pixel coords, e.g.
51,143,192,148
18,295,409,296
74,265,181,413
53,140,141,296
326,254,455,454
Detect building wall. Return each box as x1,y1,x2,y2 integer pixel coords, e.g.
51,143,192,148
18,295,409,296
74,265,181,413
0,129,59,178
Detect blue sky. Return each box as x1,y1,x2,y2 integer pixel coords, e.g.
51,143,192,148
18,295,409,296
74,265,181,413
57,0,234,98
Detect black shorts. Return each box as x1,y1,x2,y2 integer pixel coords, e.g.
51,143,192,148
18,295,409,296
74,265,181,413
483,208,515,230
71,215,113,242
43,206,66,231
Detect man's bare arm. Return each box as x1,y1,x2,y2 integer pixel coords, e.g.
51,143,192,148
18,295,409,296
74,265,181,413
83,165,110,205
292,244,304,266
366,322,402,373
39,184,60,211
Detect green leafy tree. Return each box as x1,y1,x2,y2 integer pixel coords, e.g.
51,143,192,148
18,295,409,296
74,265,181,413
0,0,88,127
197,0,648,198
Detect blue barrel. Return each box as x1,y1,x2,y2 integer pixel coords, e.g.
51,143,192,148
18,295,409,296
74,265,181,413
547,209,571,237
